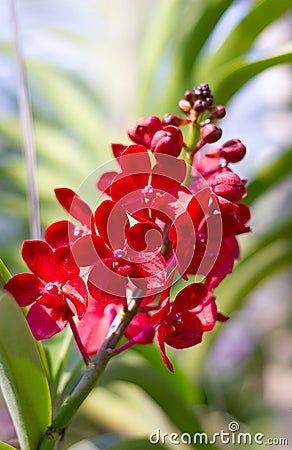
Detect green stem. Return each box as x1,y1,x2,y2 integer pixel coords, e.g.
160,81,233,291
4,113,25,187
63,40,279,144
38,294,145,450
183,122,201,186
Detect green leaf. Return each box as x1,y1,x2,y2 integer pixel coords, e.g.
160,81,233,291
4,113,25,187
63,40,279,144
99,354,216,449
246,147,292,205
196,0,292,81
213,46,292,104
28,62,109,155
0,292,51,450
0,443,17,450
0,259,11,288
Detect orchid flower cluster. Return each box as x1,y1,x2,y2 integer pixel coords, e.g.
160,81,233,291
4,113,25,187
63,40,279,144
5,84,250,372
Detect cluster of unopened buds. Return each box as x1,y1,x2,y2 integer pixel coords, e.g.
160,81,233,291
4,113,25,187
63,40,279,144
5,84,250,372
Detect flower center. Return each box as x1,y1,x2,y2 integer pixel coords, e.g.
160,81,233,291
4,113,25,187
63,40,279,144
45,282,60,295
113,249,125,259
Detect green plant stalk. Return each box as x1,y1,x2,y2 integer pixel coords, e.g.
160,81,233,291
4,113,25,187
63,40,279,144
38,294,145,450
0,258,12,288
183,121,201,186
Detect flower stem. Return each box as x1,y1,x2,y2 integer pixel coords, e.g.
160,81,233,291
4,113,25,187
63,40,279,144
68,316,91,366
183,122,201,186
38,292,145,449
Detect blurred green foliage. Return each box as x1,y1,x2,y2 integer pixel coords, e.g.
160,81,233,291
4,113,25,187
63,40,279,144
0,0,291,449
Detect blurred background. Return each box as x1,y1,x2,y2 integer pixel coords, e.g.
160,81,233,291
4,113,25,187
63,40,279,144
0,0,291,448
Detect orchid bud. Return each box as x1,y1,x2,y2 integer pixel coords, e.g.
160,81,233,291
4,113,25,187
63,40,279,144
212,171,246,202
128,116,162,148
162,113,191,127
220,139,246,163
150,125,183,157
200,124,222,143
178,99,192,113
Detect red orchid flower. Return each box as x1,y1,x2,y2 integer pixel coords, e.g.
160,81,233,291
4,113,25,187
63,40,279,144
98,144,190,223
151,283,215,372
45,187,93,248
5,240,88,341
71,199,167,304
77,295,155,356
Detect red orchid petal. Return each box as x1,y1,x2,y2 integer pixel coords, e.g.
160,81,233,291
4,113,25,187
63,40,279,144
88,260,127,303
71,234,111,267
94,200,129,249
120,144,151,175
126,222,162,253
22,240,55,282
27,303,68,340
53,246,79,282
130,253,166,290
165,312,203,349
196,299,217,331
62,277,88,319
125,312,155,344
97,171,118,195
54,188,92,227
87,282,124,306
156,322,174,372
151,187,193,223
5,273,44,307
151,155,186,189
150,298,170,325
216,311,229,322
77,301,118,355
112,143,127,160
36,293,65,309
45,220,75,248
173,283,208,312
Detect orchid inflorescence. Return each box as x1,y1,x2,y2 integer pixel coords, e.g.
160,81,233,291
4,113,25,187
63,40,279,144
5,84,250,372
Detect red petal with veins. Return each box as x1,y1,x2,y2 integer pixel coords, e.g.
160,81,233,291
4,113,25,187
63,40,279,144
22,240,55,282
5,273,44,307
54,188,92,227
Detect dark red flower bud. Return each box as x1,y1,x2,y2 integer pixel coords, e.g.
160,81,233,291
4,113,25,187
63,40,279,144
128,116,162,148
178,99,192,113
162,113,191,127
193,99,206,113
211,105,226,119
220,139,246,163
184,90,194,104
212,171,246,202
200,124,222,143
150,125,183,157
